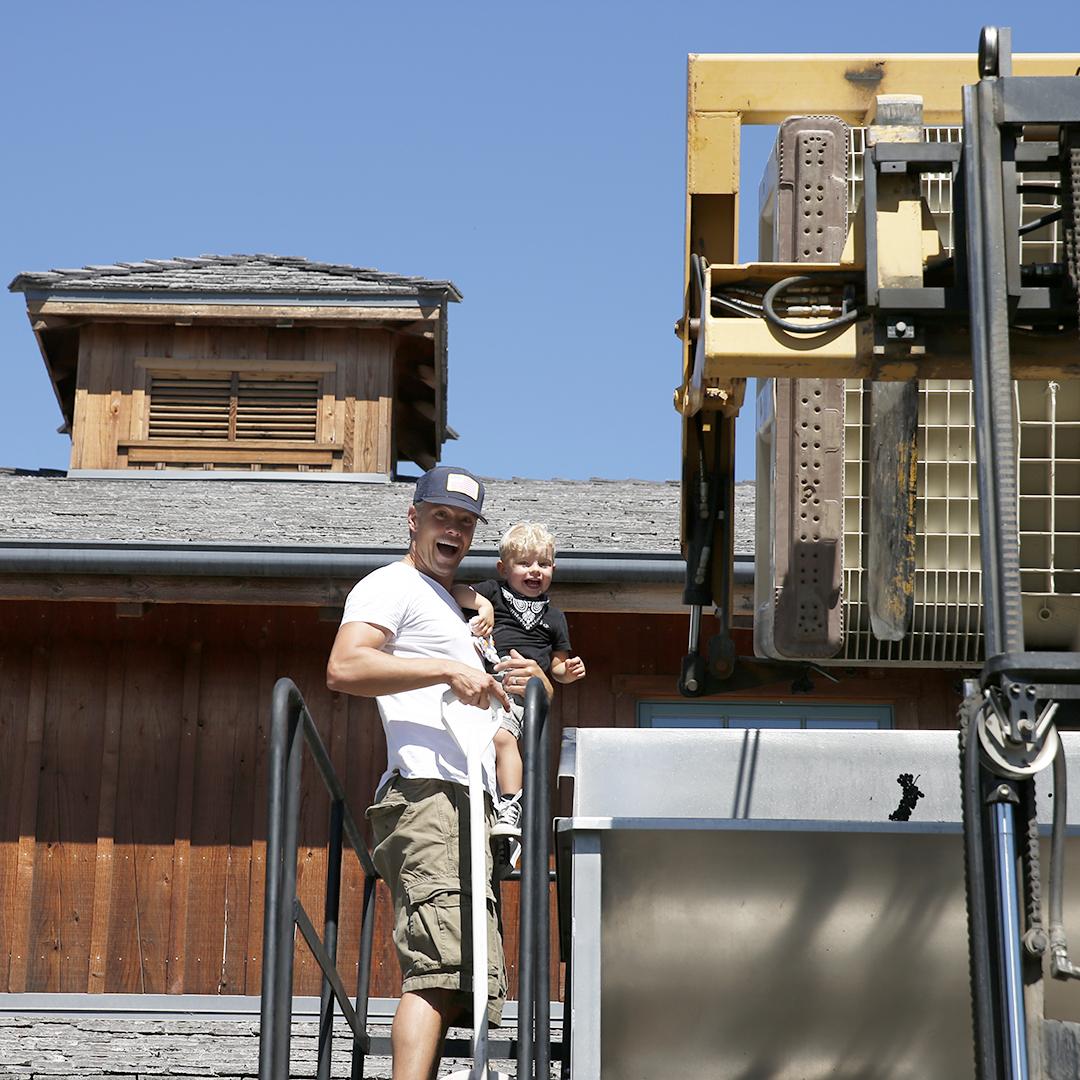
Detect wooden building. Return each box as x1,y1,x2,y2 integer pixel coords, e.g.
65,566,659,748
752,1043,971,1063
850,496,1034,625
0,471,966,1006
0,257,966,1011
9,254,460,476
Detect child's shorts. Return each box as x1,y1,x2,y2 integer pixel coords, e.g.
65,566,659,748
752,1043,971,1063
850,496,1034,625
497,699,525,739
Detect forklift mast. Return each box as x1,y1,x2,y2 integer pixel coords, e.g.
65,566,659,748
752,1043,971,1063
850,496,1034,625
675,28,1080,1079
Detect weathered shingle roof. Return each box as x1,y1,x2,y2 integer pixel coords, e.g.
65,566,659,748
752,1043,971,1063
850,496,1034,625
0,473,755,554
8,254,462,301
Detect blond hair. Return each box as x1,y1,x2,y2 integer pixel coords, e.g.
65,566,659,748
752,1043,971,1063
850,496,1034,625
499,522,555,563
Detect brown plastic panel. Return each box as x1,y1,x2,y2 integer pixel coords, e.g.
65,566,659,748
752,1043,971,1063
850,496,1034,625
772,116,850,262
764,116,848,658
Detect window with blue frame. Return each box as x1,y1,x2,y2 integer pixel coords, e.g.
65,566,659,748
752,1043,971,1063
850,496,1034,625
637,700,893,729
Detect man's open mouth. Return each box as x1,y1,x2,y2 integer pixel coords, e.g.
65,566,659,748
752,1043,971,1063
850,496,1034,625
436,540,459,557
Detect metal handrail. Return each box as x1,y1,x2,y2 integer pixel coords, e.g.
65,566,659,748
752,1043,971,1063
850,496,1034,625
518,677,553,1079
257,676,560,1079
258,678,378,1080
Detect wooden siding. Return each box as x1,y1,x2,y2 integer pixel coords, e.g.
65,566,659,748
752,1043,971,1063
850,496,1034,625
70,325,396,474
0,600,964,1000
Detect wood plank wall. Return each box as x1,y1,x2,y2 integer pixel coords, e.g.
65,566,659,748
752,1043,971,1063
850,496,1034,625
69,324,394,474
0,600,964,999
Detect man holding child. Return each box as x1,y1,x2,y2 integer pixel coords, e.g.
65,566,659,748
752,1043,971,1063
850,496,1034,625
326,466,553,1080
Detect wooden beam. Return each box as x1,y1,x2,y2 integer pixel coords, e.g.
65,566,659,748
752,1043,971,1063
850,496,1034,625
165,643,201,994
396,430,436,471
0,573,754,618
395,321,437,339
86,648,125,991
405,399,437,423
135,358,337,374
126,446,336,466
120,438,344,452
689,53,1080,125
28,300,442,325
8,646,47,992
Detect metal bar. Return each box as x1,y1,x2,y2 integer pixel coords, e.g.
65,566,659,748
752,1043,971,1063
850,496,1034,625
963,86,1004,660
271,700,304,1080
440,1036,564,1060
353,874,377,1080
257,681,290,1080
259,678,380,1080
293,900,364,1040
0,540,720,588
687,52,1080,125
561,946,572,1080
317,800,345,1080
518,682,540,1078
992,801,1031,1080
962,692,1001,1080
975,76,1026,658
534,684,552,1080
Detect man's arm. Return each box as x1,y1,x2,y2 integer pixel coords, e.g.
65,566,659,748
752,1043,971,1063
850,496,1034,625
327,621,510,708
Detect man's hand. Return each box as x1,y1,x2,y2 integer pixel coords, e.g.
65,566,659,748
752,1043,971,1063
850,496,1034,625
447,661,511,710
561,656,586,682
468,594,495,637
495,649,552,699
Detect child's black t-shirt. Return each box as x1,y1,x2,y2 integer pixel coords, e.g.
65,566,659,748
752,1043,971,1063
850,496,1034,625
470,579,572,675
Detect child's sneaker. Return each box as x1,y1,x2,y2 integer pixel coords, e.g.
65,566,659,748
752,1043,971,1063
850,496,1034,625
492,836,522,881
490,791,523,838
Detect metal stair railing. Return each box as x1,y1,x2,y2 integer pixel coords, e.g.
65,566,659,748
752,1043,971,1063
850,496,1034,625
257,676,562,1079
258,678,377,1080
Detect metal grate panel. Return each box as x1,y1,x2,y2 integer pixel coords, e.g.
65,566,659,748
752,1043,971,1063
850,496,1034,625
839,127,1078,664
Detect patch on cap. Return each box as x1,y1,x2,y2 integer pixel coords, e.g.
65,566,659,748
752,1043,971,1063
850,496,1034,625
445,472,480,500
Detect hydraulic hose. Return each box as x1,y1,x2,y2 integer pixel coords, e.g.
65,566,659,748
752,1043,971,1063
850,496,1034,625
762,275,860,335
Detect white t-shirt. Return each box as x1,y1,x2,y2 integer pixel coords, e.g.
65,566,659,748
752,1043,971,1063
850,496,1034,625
340,561,497,795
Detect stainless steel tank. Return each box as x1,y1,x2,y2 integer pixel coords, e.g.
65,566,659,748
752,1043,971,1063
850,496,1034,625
555,728,1080,1079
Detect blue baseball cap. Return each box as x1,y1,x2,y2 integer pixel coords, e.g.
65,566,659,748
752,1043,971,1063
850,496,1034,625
413,466,487,523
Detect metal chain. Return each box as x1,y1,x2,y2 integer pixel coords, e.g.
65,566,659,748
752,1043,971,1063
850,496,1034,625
1020,777,1047,953
1062,134,1080,330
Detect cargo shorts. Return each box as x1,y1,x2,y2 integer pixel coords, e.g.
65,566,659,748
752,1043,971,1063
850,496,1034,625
366,774,507,1025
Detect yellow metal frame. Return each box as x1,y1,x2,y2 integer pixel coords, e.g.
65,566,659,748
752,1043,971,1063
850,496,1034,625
678,51,1080,413
676,49,1080,595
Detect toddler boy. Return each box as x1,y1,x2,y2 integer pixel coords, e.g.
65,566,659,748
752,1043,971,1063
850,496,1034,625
453,522,586,836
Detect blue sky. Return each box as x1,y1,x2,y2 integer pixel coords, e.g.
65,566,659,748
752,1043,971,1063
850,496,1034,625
2,1,1076,481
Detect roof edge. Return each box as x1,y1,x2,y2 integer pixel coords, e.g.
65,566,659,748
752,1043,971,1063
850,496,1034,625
0,539,754,586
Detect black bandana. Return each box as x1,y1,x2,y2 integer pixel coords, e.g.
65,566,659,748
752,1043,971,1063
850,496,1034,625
500,584,549,632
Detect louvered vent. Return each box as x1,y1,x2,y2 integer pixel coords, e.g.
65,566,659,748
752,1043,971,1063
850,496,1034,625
148,373,318,442
236,377,318,441
148,376,232,439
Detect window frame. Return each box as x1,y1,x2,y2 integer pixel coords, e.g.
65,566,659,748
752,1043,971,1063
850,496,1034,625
637,699,894,729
